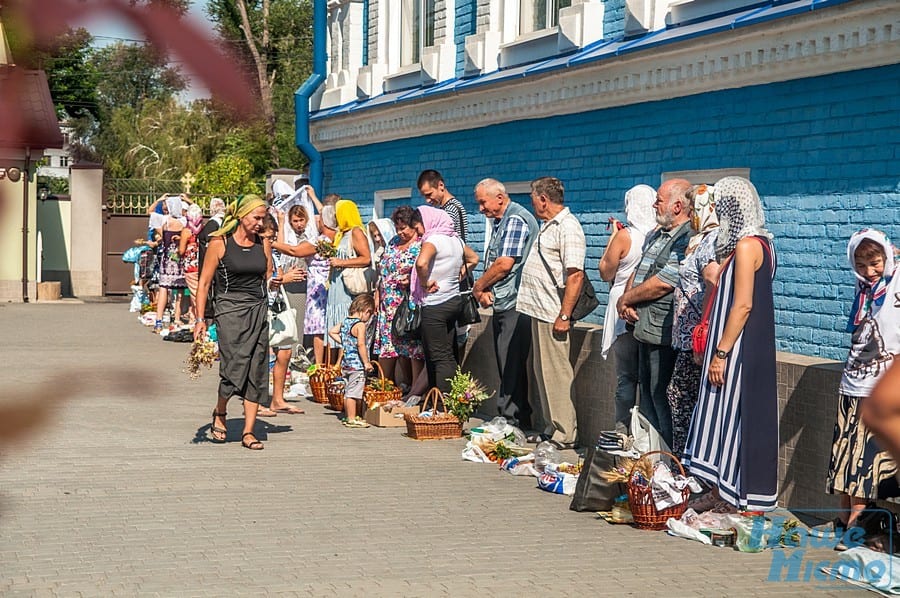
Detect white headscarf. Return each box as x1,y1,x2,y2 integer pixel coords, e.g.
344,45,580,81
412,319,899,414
624,184,657,237
686,183,720,255
846,229,896,331
713,176,772,261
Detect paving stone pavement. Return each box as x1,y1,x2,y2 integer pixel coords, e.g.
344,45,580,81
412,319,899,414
0,303,871,597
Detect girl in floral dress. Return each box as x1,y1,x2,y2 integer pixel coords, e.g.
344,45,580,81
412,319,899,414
305,218,336,365
374,206,425,386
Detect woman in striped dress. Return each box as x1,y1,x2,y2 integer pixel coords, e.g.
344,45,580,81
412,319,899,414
682,177,778,512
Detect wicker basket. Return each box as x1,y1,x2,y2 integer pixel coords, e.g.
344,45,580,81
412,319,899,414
364,362,403,408
309,352,338,404
404,388,463,440
326,378,346,412
626,450,691,530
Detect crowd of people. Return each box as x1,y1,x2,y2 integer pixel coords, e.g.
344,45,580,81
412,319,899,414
132,169,898,529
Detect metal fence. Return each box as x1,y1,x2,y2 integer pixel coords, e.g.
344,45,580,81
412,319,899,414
104,179,240,215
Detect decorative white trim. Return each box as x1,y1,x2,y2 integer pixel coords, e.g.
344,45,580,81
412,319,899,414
374,187,413,217
662,168,751,184
312,0,900,151
504,181,533,195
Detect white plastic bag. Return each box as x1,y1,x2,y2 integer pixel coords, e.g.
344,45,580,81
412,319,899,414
462,441,492,463
630,406,671,454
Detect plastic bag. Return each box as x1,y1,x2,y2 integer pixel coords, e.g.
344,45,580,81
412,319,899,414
501,455,539,477
630,406,671,454
462,441,493,463
730,514,770,553
533,441,561,473
666,518,713,545
537,471,577,495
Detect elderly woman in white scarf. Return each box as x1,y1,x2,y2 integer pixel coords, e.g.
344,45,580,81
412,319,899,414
665,184,720,456
147,194,193,328
599,184,657,430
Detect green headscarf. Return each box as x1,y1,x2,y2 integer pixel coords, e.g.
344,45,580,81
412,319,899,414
211,194,267,238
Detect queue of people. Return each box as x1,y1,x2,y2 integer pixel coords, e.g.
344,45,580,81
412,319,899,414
130,169,898,535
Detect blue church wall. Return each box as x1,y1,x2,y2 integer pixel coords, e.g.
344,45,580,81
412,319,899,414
603,0,626,40
319,63,900,360
454,0,477,77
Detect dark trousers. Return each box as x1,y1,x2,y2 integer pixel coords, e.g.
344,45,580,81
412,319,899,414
493,308,532,428
612,330,639,428
420,295,463,395
637,341,677,448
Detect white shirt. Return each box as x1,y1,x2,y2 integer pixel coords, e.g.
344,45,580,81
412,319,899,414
421,234,463,307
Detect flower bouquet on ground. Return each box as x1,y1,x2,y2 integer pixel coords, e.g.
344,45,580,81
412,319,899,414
186,340,218,380
443,367,493,424
364,362,403,408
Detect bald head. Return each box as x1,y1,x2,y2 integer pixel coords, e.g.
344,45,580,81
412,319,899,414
655,178,692,230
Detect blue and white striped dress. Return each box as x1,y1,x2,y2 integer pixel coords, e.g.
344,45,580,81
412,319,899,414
682,236,778,511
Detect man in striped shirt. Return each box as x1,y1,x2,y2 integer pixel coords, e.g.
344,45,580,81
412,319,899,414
417,169,469,243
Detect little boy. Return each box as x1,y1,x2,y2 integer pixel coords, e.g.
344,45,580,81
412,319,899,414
329,293,376,428
825,229,899,546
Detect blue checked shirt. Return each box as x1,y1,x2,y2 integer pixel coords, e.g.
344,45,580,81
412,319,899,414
493,214,529,258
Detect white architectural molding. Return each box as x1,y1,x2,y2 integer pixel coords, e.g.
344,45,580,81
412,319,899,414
374,187,412,217
624,0,669,37
464,30,502,75
663,168,751,184
321,0,365,109
312,0,900,150
421,40,457,84
558,0,605,53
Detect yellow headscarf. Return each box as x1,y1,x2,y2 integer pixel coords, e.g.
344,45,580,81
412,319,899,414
211,194,267,237
333,199,364,246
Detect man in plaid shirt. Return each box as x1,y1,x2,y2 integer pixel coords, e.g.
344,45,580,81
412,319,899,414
472,179,539,428
417,169,469,243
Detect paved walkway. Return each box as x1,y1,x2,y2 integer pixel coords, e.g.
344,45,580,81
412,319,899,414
0,303,868,596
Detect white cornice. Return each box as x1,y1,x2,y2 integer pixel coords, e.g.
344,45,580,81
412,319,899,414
311,0,900,151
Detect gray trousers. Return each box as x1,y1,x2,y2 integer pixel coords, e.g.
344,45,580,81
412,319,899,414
492,309,533,428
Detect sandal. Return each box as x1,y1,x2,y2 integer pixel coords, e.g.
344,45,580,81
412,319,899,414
210,411,227,443
257,406,278,417
241,432,264,450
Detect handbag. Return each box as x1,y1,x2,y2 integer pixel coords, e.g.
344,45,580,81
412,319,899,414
268,287,299,347
569,443,626,512
392,292,421,339
341,231,377,295
457,268,482,326
536,234,599,321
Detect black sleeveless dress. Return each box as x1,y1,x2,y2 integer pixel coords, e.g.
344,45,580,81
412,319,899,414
213,235,269,405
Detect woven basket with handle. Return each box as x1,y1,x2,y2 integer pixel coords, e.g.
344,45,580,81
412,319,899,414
626,450,691,530
309,350,338,404
404,388,463,440
363,361,403,409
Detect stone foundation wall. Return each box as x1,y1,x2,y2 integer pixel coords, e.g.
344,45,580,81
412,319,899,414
462,315,844,510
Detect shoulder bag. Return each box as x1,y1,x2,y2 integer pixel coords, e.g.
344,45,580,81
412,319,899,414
536,233,599,322
341,229,377,295
392,291,421,340
457,268,482,326
268,286,299,347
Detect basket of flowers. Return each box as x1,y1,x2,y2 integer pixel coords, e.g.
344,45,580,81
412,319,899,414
326,376,346,412
363,362,403,408
308,352,338,404
404,388,463,440
624,451,691,530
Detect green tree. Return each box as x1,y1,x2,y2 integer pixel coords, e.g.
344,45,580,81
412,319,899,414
205,0,313,169
93,42,186,113
195,154,259,195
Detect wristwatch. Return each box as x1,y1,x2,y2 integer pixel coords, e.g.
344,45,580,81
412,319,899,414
715,348,730,360
559,314,570,322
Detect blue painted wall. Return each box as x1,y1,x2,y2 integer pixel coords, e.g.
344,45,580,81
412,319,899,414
319,63,900,360
603,0,626,39
454,0,477,77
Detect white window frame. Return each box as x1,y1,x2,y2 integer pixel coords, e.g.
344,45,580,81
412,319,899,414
399,0,436,68
662,168,751,185
373,188,413,219
518,0,573,37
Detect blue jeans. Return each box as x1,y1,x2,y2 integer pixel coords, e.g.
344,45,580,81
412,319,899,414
612,330,639,428
637,341,677,448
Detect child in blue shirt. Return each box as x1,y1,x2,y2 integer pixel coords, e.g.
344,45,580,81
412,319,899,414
329,293,376,428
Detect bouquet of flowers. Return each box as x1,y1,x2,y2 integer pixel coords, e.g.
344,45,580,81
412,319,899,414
186,340,218,380
316,238,337,258
443,367,493,423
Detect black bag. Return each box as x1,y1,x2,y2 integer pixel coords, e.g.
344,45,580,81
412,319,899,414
569,444,625,512
163,328,194,343
457,270,481,326
392,292,421,340
536,235,599,321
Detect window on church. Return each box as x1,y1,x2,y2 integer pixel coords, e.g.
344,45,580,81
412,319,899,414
400,0,436,66
519,0,572,35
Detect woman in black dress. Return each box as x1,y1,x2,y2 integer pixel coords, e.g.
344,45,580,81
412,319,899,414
194,195,276,450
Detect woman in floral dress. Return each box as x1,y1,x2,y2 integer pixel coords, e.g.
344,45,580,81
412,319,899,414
374,206,425,386
305,207,337,365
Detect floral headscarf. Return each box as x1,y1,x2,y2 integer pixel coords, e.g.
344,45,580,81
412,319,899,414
410,206,458,303
713,176,771,261
846,228,896,331
186,203,204,236
211,194,267,237
686,183,720,255
624,184,657,237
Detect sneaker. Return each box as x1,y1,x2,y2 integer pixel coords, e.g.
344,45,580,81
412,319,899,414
352,417,370,428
